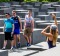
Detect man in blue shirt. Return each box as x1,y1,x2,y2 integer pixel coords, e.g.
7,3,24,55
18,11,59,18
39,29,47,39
12,10,22,48
2,13,14,50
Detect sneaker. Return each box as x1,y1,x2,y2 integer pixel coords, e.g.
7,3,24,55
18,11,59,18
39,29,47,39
17,43,21,48
2,47,5,50
11,47,14,50
26,43,31,47
29,44,31,46
13,46,17,49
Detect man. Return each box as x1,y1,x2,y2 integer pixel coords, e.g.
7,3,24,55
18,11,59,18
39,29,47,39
2,13,14,50
23,10,34,46
12,10,22,48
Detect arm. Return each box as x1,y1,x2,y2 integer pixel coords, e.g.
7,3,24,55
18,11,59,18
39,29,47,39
12,24,14,32
51,14,58,33
51,14,58,26
3,24,5,32
31,19,34,32
24,20,26,29
18,16,22,31
41,26,53,37
24,15,27,29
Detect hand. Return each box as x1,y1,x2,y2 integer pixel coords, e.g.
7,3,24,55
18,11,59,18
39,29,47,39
11,31,13,34
51,13,56,19
47,25,50,28
31,28,33,32
46,25,50,29
20,29,22,32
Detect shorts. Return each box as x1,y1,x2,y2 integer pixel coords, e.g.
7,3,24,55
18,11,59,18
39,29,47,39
13,29,20,34
24,27,32,37
5,32,13,40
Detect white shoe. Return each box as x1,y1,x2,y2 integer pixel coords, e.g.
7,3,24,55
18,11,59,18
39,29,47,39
11,47,14,50
2,47,5,50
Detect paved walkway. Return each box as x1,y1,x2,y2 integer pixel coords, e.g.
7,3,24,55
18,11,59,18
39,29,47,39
8,41,60,56
7,35,60,56
31,43,60,56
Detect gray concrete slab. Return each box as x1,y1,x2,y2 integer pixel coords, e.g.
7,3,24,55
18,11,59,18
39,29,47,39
35,22,60,34
0,29,45,49
8,49,38,56
31,43,60,56
0,50,8,56
27,42,48,51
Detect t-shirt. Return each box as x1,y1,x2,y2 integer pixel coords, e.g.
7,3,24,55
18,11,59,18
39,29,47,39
25,15,33,27
4,18,14,32
11,16,20,29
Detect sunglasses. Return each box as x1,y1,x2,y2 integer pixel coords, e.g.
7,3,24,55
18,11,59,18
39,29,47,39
5,14,8,16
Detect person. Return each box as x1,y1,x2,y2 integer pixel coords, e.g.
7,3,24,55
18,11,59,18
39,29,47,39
23,10,34,46
41,13,58,49
12,10,22,48
2,13,14,50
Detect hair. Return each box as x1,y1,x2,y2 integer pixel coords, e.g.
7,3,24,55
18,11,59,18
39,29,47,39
29,9,32,13
12,10,16,13
51,29,58,46
5,13,10,16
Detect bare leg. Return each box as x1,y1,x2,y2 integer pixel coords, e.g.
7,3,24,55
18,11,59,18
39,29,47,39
13,35,17,47
17,34,20,43
23,34,29,43
2,40,7,49
11,40,14,49
29,36,31,45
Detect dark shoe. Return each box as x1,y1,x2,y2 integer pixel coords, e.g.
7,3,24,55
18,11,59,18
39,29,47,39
26,43,31,47
17,43,21,48
13,46,17,49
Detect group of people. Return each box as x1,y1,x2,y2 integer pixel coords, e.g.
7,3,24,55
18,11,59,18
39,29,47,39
2,10,34,50
2,9,58,50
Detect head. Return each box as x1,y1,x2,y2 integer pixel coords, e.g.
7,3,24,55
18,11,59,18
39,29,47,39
50,25,57,33
50,25,58,45
12,10,16,16
5,13,10,19
28,10,32,16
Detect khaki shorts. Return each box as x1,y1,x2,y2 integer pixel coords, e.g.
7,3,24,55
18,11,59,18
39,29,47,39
24,27,32,37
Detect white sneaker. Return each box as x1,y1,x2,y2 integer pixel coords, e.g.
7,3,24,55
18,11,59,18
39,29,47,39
11,47,14,50
2,47,5,50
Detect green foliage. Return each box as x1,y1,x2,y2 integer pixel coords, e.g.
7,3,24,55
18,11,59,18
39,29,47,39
0,0,11,2
0,0,60,2
24,0,39,2
24,0,60,2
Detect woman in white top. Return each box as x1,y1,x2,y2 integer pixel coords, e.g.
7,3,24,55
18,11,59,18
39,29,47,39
23,10,34,46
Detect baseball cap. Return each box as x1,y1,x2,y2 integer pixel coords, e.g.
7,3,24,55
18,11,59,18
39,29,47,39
50,25,57,30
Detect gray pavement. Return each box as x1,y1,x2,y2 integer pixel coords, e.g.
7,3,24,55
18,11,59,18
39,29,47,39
31,43,60,56
8,41,60,56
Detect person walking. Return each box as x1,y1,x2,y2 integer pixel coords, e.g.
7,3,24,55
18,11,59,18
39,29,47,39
12,10,22,48
23,10,34,46
2,13,14,50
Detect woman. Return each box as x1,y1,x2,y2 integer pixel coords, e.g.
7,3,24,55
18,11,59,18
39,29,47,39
41,14,58,48
23,10,34,46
